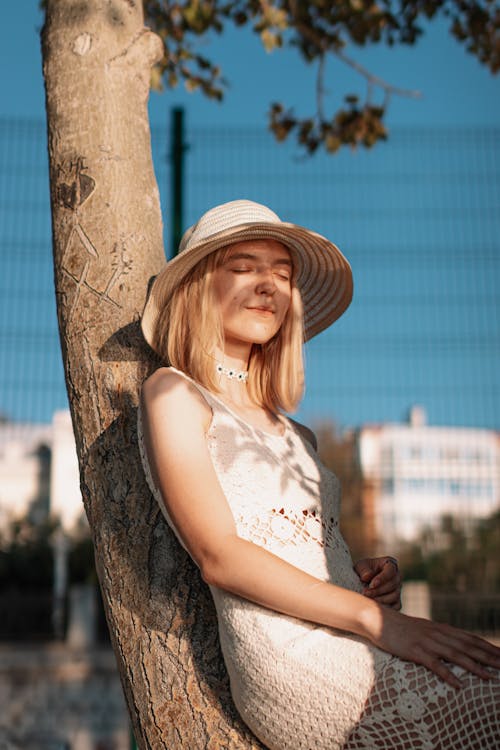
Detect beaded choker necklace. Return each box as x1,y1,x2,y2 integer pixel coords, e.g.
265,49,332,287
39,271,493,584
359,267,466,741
216,361,249,383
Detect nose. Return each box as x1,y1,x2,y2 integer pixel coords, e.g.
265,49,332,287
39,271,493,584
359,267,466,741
255,268,277,295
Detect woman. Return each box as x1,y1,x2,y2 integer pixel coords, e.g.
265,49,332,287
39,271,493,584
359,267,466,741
138,200,499,749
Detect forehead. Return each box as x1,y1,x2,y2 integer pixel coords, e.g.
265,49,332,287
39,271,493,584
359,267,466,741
223,239,292,263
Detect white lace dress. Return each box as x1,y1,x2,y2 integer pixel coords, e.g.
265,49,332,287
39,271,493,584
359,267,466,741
138,369,500,750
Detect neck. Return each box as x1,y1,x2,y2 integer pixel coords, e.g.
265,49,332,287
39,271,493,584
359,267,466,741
213,347,252,407
214,344,249,373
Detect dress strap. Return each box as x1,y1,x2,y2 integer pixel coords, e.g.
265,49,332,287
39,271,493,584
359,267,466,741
169,366,293,439
167,366,227,414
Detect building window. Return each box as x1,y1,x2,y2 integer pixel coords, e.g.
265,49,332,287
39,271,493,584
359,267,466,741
382,479,394,495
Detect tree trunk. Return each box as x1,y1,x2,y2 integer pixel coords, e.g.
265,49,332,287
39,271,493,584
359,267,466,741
42,1,264,747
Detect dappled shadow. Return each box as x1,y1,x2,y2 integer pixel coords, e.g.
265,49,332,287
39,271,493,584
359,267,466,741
84,391,264,746
97,319,160,364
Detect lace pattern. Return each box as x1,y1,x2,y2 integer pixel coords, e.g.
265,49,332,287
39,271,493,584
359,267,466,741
138,369,500,750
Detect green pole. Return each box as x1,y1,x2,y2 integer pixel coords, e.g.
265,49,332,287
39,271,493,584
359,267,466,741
170,107,186,257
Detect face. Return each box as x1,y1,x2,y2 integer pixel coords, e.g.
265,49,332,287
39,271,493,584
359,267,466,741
212,239,293,354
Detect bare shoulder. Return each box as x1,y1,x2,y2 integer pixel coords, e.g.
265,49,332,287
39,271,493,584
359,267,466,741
141,367,212,432
288,417,318,451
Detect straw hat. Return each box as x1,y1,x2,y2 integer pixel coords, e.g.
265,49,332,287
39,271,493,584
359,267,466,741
141,199,353,348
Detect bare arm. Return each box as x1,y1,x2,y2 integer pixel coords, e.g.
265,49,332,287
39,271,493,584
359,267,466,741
141,369,372,632
141,369,500,688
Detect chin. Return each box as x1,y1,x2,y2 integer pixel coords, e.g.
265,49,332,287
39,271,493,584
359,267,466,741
251,334,281,347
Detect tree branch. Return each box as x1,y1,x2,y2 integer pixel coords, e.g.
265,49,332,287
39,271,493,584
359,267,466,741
333,47,421,101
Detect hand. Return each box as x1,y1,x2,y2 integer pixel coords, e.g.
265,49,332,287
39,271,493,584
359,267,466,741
355,556,402,610
371,606,500,689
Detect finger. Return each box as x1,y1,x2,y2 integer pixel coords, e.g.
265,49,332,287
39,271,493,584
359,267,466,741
365,574,402,596
470,641,500,663
369,564,401,590
434,629,500,668
433,622,500,656
363,585,400,602
405,643,464,689
424,655,464,690
354,559,377,583
422,625,500,677
427,640,497,681
365,590,401,608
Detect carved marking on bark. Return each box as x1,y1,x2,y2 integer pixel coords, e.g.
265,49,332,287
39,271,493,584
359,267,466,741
44,3,266,744
56,156,133,316
72,32,93,55
57,156,95,209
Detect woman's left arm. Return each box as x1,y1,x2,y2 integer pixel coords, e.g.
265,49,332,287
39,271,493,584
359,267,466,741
355,557,402,610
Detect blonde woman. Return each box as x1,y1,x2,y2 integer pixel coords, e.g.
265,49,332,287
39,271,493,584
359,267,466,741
138,200,499,749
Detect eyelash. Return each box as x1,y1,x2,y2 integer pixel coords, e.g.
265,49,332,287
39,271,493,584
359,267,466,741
231,268,290,281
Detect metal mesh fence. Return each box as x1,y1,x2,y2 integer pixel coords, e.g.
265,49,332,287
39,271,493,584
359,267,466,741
0,117,499,641
0,118,498,431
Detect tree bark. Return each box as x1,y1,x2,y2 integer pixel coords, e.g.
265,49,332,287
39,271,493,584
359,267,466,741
42,1,264,747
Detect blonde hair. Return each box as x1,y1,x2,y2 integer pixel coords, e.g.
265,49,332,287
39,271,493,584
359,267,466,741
152,246,305,413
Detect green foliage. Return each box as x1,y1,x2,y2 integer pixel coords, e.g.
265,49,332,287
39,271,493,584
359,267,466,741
39,0,498,153
40,0,499,153
269,100,387,154
144,1,228,101
0,516,96,590
315,422,369,560
68,529,98,585
316,421,500,594
142,0,499,155
0,517,56,589
400,510,500,593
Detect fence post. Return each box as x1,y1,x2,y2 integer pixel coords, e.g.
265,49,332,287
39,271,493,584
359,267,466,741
170,106,186,257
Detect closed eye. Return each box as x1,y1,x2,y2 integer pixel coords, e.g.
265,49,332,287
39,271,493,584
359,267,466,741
275,271,291,281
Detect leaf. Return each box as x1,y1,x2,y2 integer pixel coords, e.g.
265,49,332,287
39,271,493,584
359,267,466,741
264,6,289,30
233,12,248,26
325,133,341,153
261,29,282,52
167,71,179,88
185,77,200,92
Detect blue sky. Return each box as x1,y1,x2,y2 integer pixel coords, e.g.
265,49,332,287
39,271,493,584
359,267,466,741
0,3,498,430
2,3,499,128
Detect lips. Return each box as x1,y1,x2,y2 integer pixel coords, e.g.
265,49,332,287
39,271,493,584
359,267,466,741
247,306,275,314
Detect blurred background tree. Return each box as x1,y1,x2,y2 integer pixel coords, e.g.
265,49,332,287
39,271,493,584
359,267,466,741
0,516,96,640
316,422,368,560
400,510,500,592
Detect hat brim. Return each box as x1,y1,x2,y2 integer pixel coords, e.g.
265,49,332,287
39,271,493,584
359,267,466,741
141,221,353,348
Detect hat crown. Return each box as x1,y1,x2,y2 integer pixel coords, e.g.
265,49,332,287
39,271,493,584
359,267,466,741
179,200,282,253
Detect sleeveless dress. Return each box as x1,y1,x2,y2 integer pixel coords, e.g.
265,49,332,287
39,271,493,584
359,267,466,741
138,368,500,750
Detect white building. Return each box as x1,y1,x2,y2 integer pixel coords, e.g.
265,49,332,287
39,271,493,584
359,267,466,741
0,411,82,533
358,406,500,549
50,410,83,531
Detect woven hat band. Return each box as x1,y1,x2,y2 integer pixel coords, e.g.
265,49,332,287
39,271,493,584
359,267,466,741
141,200,353,350
180,201,282,253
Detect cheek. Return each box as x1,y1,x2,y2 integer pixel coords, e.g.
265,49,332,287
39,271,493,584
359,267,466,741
279,288,292,318
218,288,245,322
213,278,236,312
